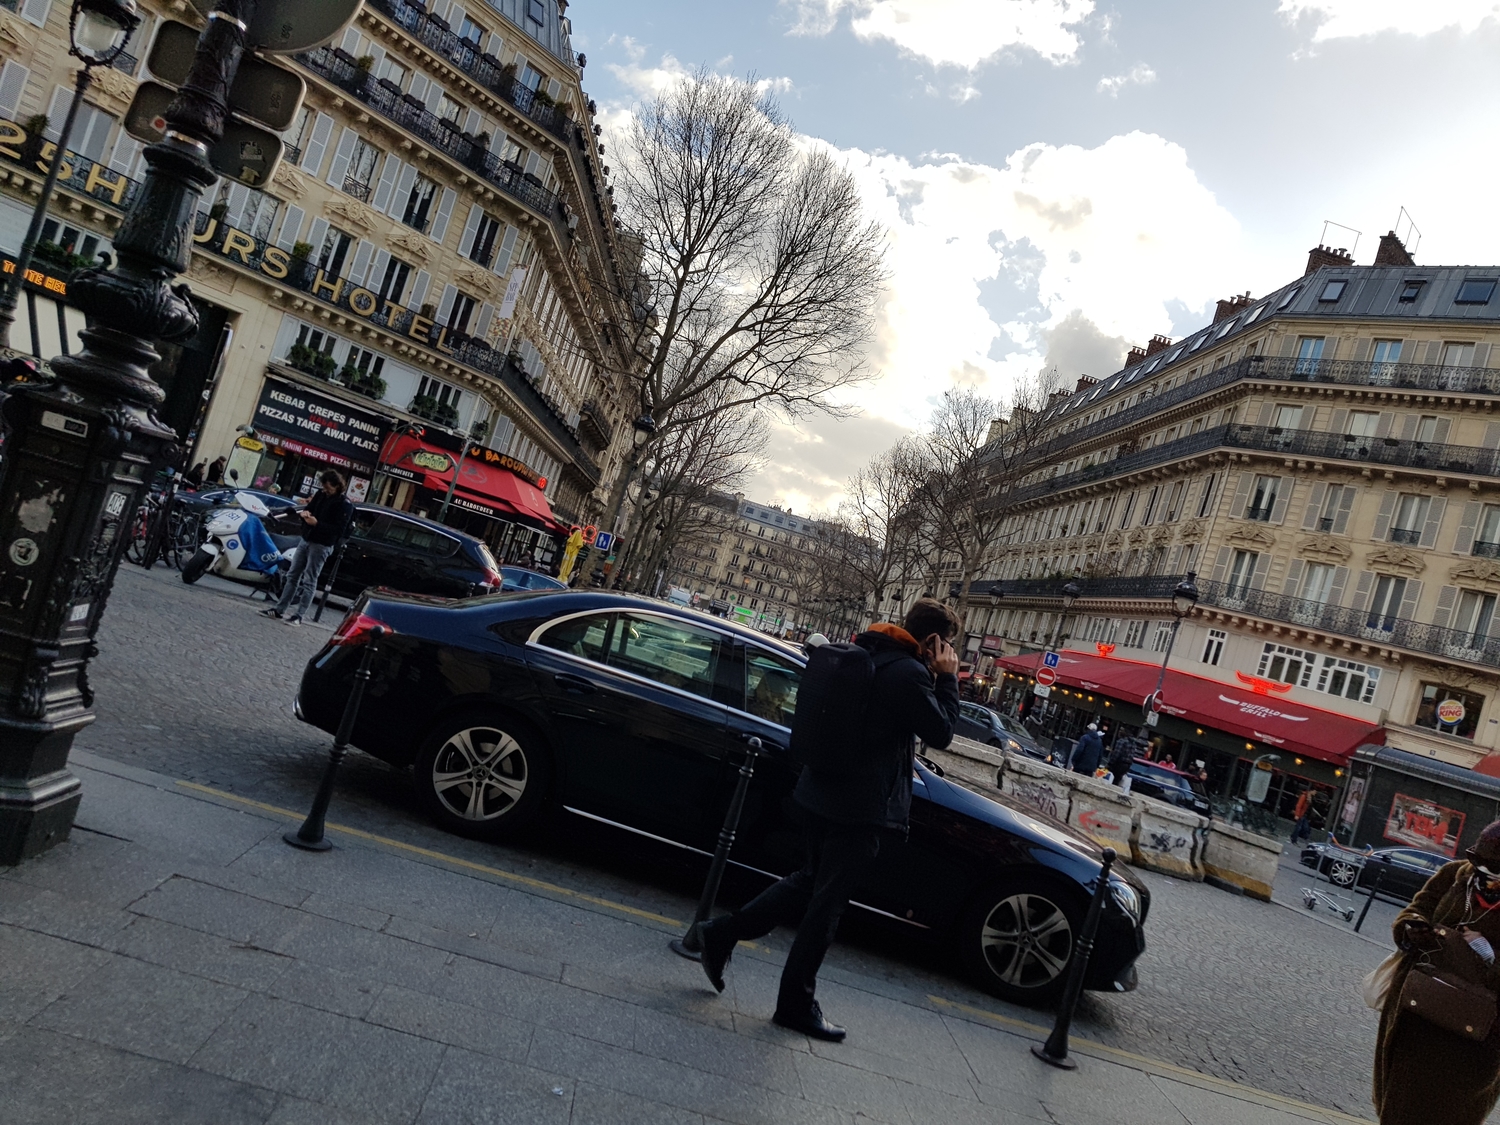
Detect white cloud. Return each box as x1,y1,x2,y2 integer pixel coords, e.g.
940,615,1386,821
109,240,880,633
605,37,691,98
1097,63,1156,96
1279,0,1500,40
783,0,1095,69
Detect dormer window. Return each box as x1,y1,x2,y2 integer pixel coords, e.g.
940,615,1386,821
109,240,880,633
1398,280,1424,303
1318,279,1347,302
1456,279,1497,305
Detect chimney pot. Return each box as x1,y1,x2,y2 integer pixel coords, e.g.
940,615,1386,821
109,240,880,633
1145,334,1172,356
1373,230,1416,267
1304,244,1355,276
1125,346,1147,366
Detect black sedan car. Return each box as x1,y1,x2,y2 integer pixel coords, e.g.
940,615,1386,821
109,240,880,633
955,702,1047,759
1127,760,1212,817
499,566,567,592
1298,842,1450,900
298,591,1150,1004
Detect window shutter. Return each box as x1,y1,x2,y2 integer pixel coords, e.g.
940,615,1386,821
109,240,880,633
1371,490,1396,540
1250,557,1269,592
366,247,389,288
429,187,457,242
1423,341,1442,365
1432,418,1451,445
1398,414,1418,442
389,163,418,217
339,26,361,52
1476,343,1492,368
1208,546,1231,586
0,61,31,119
1255,402,1273,427
348,240,374,284
107,133,141,175
435,284,458,324
301,112,335,175
1328,566,1349,607
1375,412,1393,439
1333,486,1356,535
1269,477,1292,525
1282,559,1304,597
1397,579,1422,623
1301,482,1327,530
18,0,51,28
408,270,431,309
1229,472,1251,520
274,205,305,249
1278,334,1296,358
492,224,517,274
1329,408,1347,435
1486,422,1500,450
1453,501,1481,555
1350,571,1375,614
463,108,482,134
407,74,429,102
424,83,445,114
473,302,494,339
1351,339,1370,362
457,204,482,257
1432,585,1459,631
1418,496,1447,549
367,44,386,68
306,217,329,260
371,155,401,212
325,127,359,187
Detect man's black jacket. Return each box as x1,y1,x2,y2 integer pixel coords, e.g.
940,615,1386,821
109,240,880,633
792,627,960,831
302,490,354,546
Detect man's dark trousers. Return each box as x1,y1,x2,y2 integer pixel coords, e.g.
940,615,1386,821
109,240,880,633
708,813,880,1015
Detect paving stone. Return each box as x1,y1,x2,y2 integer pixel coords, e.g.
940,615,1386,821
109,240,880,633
298,890,393,931
267,960,385,1020
103,914,294,992
427,953,639,1048
0,921,113,1022
383,912,563,979
570,1080,706,1125
632,1004,805,1096
130,875,304,947
271,910,454,988
263,1096,376,1125
30,954,249,1065
365,982,534,1060
413,1046,576,1124
0,878,138,946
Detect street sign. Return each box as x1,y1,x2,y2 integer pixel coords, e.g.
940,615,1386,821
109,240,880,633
148,21,305,130
1033,685,1051,699
594,531,614,552
1034,666,1057,687
1042,651,1060,669
185,0,362,54
125,82,283,186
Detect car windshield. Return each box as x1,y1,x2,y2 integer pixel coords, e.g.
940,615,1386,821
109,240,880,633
1135,764,1207,795
995,715,1029,738
477,543,501,573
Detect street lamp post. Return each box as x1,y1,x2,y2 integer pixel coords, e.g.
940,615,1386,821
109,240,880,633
1057,579,1081,647
1142,572,1199,730
0,0,259,864
0,0,141,350
602,412,654,589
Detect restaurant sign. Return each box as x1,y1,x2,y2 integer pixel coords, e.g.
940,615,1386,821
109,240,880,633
253,379,386,470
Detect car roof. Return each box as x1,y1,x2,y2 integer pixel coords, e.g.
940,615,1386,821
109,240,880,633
353,502,488,546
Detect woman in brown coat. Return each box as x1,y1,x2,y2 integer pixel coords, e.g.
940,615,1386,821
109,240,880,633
1374,822,1500,1124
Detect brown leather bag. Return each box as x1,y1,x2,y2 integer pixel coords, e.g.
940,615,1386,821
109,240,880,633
1399,926,1498,1042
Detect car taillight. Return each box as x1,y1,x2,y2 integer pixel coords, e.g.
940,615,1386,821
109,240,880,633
480,568,503,588
330,611,393,646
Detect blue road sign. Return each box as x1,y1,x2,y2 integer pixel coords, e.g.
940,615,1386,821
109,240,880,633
1043,650,1060,668
594,531,614,552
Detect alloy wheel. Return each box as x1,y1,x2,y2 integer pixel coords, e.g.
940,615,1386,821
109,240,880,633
1329,860,1358,887
979,892,1074,991
430,726,528,822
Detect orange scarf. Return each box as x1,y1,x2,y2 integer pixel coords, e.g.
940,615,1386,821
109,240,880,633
867,622,922,654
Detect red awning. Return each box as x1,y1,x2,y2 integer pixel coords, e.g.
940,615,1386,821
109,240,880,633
380,433,565,536
998,649,1382,767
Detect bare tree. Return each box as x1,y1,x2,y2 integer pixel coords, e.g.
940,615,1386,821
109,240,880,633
604,70,886,561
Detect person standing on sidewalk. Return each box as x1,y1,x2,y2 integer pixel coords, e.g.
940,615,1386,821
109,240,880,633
696,598,961,1042
261,470,353,627
1071,723,1105,778
1290,788,1313,843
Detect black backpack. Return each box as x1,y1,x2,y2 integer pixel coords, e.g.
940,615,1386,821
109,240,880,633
790,642,905,774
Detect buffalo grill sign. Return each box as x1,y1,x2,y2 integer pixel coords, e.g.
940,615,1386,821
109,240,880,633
253,380,386,471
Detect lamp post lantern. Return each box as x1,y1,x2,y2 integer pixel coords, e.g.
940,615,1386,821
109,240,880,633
0,0,141,350
1143,572,1199,729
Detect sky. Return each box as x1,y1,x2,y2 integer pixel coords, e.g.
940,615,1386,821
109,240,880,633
565,0,1500,514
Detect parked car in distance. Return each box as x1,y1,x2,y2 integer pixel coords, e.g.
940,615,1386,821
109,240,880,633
176,486,299,520
1127,760,1212,817
297,590,1150,1005
955,702,1047,759
329,505,504,600
500,566,567,592
1298,842,1450,900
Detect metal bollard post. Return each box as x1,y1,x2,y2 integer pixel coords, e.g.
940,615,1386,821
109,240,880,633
1354,858,1388,934
1032,847,1117,1070
670,737,762,961
284,627,386,851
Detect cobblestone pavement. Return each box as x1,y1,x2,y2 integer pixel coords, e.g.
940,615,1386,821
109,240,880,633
75,564,1392,1118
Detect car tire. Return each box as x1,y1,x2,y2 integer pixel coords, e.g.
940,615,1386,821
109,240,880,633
956,879,1086,1006
413,711,552,841
181,548,213,584
1328,859,1359,887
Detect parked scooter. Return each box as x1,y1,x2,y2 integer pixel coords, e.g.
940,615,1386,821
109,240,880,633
180,489,295,592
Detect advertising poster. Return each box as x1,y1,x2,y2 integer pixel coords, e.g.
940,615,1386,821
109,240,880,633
1383,792,1466,857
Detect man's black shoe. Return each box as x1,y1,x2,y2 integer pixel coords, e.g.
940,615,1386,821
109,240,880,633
772,1001,846,1042
698,923,733,993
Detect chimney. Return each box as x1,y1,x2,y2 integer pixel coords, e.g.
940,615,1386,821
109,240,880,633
1145,334,1172,356
1074,374,1098,393
1373,230,1415,267
1125,345,1147,366
1048,389,1073,407
1305,244,1354,276
1213,292,1254,323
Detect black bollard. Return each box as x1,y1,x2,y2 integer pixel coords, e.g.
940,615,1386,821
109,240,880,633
284,627,386,851
1354,857,1388,934
670,737,762,961
1032,847,1117,1070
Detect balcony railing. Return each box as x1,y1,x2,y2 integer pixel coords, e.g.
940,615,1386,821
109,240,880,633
342,175,373,201
1388,527,1421,545
362,0,570,140
1475,541,1500,559
1007,354,1500,471
296,47,562,227
993,422,1500,508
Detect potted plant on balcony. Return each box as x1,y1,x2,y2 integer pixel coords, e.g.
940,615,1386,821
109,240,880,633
409,393,439,420
350,371,386,400
287,342,314,372
337,358,361,386
290,241,314,286
311,351,337,380
352,54,375,92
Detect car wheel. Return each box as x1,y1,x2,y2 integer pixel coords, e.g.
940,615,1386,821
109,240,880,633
957,881,1084,1005
1328,859,1359,887
181,548,213,584
414,712,551,841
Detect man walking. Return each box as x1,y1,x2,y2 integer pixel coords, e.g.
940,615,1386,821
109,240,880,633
260,470,353,627
1071,723,1105,778
1290,787,1314,843
696,598,961,1042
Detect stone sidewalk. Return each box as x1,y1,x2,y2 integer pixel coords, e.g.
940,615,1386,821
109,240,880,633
1,751,1371,1125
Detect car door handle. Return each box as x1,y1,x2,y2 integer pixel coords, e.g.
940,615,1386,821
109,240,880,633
554,672,596,694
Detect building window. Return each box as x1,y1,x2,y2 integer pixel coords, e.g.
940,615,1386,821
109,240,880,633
1315,484,1352,533
1441,342,1476,368
457,15,483,44
285,105,317,165
416,374,462,412
374,256,412,305
1319,279,1347,302
1347,410,1380,439
1453,589,1497,649
1398,281,1423,303
1272,404,1303,430
344,347,385,380
1122,620,1148,648
469,212,502,267
1476,506,1500,558
1414,683,1484,740
1316,656,1379,704
343,137,381,200
1201,628,1225,666
448,291,478,336
1196,473,1218,518
316,226,355,277
1227,550,1259,597
1454,279,1496,305
1140,486,1160,526
1370,340,1402,380
1258,642,1315,688
1365,575,1407,633
1164,481,1186,521
526,0,546,26
294,324,335,355
1151,621,1174,652
1389,493,1429,545
1299,562,1337,605
1245,475,1279,521
401,174,439,232
1295,336,1325,375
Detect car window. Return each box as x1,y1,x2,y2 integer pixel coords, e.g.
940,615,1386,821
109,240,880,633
386,518,460,557
745,648,799,726
605,613,723,700
349,510,385,539
477,542,501,573
537,613,613,662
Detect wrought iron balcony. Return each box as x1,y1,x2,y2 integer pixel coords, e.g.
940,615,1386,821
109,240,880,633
1474,540,1500,559
342,176,373,201
1388,527,1421,545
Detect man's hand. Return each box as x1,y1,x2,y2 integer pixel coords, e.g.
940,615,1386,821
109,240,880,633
299,511,316,524
926,636,959,677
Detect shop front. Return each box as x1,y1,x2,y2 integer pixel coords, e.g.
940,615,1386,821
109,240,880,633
1336,744,1500,856
998,649,1384,822
238,376,389,499
375,432,565,566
